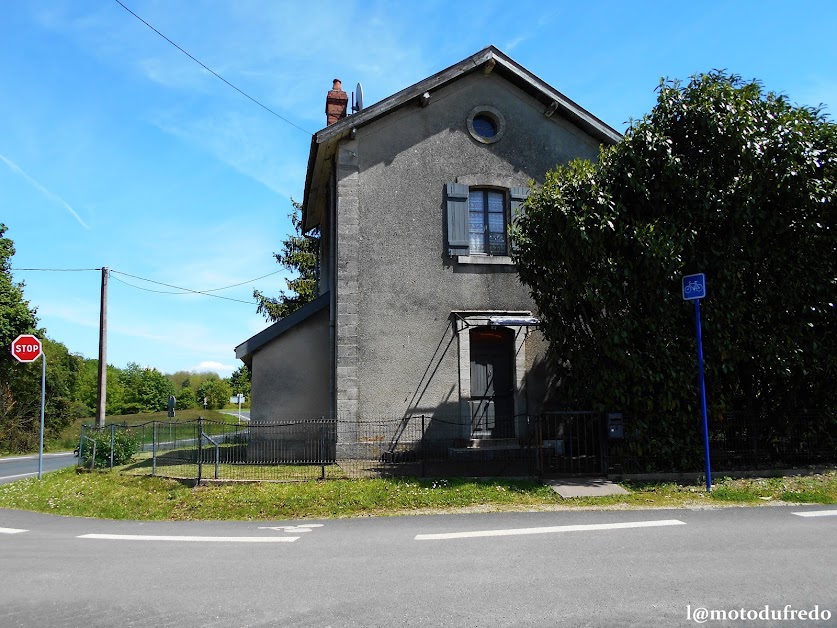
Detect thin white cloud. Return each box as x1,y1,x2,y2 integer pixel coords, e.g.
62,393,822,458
190,361,237,375
504,36,528,52
149,111,307,198
38,298,99,328
0,153,90,229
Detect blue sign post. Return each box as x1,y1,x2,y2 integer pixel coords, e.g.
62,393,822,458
682,273,712,492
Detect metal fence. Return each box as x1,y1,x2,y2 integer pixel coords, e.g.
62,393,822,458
605,409,837,475
78,409,836,482
79,416,543,482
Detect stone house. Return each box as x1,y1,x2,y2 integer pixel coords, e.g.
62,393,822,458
235,46,619,454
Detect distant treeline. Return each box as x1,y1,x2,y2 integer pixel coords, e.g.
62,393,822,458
2,222,252,454
1,336,250,453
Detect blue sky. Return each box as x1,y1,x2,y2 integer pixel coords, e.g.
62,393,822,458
2,1,835,376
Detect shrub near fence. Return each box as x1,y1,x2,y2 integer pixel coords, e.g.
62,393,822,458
78,424,140,469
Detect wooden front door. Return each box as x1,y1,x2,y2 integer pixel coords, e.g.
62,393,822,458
469,327,514,438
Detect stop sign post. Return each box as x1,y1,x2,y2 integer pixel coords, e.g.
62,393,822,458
10,334,46,479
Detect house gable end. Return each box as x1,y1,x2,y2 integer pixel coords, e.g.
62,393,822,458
303,45,621,232
235,292,330,365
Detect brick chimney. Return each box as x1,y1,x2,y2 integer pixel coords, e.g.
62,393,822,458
326,79,349,125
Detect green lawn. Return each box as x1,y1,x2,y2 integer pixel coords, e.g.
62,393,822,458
0,467,833,521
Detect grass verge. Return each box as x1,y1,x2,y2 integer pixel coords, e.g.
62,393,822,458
0,468,834,521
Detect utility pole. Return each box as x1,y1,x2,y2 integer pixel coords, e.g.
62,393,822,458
95,267,108,428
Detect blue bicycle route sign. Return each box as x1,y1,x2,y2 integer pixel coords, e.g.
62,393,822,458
682,273,706,300
681,271,712,491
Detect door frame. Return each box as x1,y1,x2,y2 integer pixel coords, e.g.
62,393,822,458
453,312,531,440
469,326,515,438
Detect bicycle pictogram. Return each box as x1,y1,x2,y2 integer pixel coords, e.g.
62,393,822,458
682,274,706,300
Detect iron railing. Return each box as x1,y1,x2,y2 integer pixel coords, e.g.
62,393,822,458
78,409,836,482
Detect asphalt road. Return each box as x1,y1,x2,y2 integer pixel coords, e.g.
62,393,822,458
0,453,76,485
1,505,835,627
220,409,250,421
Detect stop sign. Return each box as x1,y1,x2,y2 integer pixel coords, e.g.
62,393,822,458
10,334,42,363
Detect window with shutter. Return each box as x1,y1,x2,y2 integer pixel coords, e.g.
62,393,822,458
509,186,529,252
445,183,469,256
445,183,529,261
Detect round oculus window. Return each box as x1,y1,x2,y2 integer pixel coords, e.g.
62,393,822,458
467,106,505,144
472,115,497,139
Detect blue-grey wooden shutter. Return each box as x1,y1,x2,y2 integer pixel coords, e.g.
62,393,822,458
446,182,469,256
509,186,529,253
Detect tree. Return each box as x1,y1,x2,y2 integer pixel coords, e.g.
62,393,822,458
228,364,251,399
0,224,41,452
253,201,320,322
0,224,38,360
175,386,197,410
120,363,176,414
41,338,86,427
196,379,231,410
513,72,836,467
74,360,126,417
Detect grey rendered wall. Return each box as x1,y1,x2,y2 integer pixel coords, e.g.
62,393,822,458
334,72,602,434
249,307,330,423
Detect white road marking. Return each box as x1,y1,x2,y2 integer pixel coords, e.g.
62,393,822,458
0,527,29,534
0,453,74,462
258,524,324,533
78,534,299,543
0,472,38,480
415,519,687,541
792,510,837,518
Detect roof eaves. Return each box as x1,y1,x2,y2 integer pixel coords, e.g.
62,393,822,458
235,292,330,361
300,133,323,233
314,46,496,145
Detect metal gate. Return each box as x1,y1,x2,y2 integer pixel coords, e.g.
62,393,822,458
537,412,605,476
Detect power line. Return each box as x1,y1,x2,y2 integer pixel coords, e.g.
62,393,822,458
109,273,194,295
113,0,313,137
11,267,283,304
10,267,101,272
110,274,255,305
197,269,283,293
109,270,258,305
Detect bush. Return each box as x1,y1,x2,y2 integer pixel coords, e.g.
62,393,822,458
81,427,140,468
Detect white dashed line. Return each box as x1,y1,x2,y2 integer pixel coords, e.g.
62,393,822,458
792,510,837,518
0,472,38,481
415,519,687,541
78,534,299,543
0,527,29,534
0,453,73,462
258,524,324,533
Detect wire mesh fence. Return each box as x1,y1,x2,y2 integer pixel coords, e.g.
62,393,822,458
78,416,544,482
77,408,836,482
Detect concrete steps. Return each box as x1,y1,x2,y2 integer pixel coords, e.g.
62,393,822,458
465,438,519,449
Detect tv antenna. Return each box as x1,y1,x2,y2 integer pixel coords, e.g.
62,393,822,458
352,82,364,113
